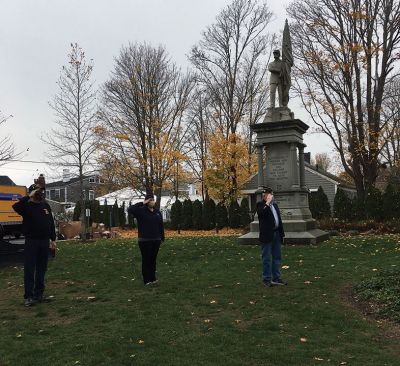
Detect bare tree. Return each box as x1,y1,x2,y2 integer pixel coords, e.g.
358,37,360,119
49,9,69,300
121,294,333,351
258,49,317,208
311,152,333,172
0,111,15,165
288,0,400,198
97,43,193,205
189,0,274,197
381,77,400,167
42,43,97,236
184,88,212,200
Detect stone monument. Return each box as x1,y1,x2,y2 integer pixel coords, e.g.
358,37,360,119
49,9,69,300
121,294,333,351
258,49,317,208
239,20,329,245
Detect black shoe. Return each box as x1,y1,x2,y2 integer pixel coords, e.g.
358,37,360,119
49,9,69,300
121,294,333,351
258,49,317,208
271,278,287,286
263,280,273,287
145,280,159,286
24,298,37,307
34,295,51,303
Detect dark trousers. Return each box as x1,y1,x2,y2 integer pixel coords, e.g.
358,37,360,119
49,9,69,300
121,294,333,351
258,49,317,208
138,240,161,284
24,238,50,299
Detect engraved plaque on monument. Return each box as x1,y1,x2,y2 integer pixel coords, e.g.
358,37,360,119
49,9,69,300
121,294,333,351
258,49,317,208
265,144,290,191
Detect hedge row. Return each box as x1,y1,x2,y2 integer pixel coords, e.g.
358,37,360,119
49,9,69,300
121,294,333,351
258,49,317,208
169,198,251,230
310,183,400,222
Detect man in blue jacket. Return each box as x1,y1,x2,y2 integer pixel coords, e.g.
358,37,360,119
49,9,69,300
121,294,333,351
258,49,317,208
256,187,286,287
128,192,165,285
12,184,56,306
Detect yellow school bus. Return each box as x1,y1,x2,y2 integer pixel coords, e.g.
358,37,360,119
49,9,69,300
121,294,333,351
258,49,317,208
0,185,27,239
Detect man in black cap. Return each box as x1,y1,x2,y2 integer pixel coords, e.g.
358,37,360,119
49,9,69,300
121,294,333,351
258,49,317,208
256,187,286,287
12,183,56,306
128,192,165,285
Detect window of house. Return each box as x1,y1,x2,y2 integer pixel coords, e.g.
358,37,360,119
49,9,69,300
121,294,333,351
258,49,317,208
88,190,95,200
89,177,96,183
54,189,60,199
46,190,50,199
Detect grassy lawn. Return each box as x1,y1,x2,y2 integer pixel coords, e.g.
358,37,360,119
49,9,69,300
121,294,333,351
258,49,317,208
1,235,400,366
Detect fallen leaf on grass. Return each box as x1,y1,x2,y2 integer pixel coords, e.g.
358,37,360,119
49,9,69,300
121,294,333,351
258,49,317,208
304,281,312,285
87,296,96,301
204,319,211,323
138,339,144,344
209,300,217,304
282,265,290,269
314,357,324,361
300,337,307,343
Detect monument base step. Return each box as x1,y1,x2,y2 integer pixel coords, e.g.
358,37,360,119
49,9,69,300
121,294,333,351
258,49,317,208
238,229,329,245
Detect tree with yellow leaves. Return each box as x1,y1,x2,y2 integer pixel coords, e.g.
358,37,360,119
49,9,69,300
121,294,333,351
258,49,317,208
96,43,193,205
288,0,400,199
205,131,256,203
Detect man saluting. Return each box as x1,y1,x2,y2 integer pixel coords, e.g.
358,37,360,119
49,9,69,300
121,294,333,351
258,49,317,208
13,177,56,306
256,187,287,287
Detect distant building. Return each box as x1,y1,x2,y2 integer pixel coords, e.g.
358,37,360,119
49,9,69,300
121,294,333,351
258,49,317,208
96,183,203,222
375,165,400,192
46,169,102,207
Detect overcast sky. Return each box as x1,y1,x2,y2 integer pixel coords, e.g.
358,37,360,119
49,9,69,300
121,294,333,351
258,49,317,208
0,0,331,187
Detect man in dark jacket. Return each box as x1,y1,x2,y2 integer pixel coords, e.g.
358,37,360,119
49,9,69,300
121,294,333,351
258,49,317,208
128,192,165,285
256,187,286,287
12,184,56,306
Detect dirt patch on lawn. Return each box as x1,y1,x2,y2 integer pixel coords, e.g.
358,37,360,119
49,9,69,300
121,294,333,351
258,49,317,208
341,285,400,341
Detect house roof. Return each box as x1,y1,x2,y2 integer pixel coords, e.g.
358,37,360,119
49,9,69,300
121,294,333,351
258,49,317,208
46,174,96,188
304,162,356,189
241,162,356,192
0,176,16,186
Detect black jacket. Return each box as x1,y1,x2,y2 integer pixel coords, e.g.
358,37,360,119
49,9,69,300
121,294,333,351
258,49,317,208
12,196,56,241
256,200,285,244
128,202,165,242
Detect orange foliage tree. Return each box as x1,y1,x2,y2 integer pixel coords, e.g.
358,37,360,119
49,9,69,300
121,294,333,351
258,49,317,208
205,131,256,203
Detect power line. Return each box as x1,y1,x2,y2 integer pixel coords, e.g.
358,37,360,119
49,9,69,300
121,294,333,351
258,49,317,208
0,166,40,172
0,158,76,166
